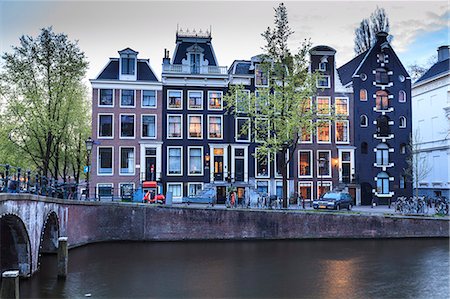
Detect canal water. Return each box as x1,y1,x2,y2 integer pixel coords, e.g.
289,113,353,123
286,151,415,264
21,239,449,298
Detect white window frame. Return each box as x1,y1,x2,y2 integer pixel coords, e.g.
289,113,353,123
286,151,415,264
317,150,332,179
120,89,136,108
316,75,330,88
167,146,183,176
119,113,136,139
335,97,349,116
298,150,313,178
236,89,250,113
399,90,407,103
399,116,406,128
97,113,114,139
141,89,157,108
167,89,183,110
317,120,331,144
97,146,114,176
360,115,368,127
360,89,368,101
298,181,313,202
188,182,204,197
141,114,157,139
96,183,114,199
235,117,250,142
317,97,331,116
208,90,223,111
335,120,350,144
188,90,203,110
188,146,204,176
255,117,269,143
98,88,114,107
167,114,183,139
119,146,135,176
255,64,269,87
255,147,270,178
299,120,313,144
255,180,270,195
317,181,332,199
207,115,223,140
187,114,203,140
319,61,327,71
167,182,183,199
119,182,135,197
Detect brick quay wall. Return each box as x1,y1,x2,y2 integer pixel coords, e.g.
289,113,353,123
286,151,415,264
65,202,449,248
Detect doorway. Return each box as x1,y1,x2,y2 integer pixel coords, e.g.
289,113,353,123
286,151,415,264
216,186,226,204
214,148,224,181
145,148,157,181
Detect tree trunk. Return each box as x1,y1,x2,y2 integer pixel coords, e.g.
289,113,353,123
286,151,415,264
281,148,289,209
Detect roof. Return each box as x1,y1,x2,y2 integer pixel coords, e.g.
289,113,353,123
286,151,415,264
337,50,368,86
96,59,158,82
310,45,336,54
228,60,252,75
415,58,450,84
173,41,217,66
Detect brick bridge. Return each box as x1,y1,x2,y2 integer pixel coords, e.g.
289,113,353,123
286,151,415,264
1,193,449,278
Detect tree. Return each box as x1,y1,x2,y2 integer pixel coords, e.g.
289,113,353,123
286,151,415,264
354,7,390,54
225,3,333,208
407,54,437,82
0,27,90,182
405,130,431,198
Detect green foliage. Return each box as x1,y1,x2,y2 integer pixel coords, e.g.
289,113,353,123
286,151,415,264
0,27,90,181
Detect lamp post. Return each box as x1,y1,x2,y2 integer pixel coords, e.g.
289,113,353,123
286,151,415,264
85,137,94,200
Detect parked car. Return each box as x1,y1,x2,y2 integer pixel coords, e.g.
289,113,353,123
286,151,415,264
313,192,353,210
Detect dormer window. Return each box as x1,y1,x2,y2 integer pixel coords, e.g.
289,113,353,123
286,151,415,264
186,43,205,75
118,48,138,80
121,56,135,75
190,53,201,74
255,64,269,87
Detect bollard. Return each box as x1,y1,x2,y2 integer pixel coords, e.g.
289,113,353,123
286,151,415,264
57,237,68,279
0,270,19,299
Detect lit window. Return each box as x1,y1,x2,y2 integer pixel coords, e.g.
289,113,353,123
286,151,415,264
121,57,135,75
168,90,182,109
142,90,156,108
236,117,250,141
316,76,330,88
399,116,407,128
99,115,113,137
188,91,203,109
376,90,389,110
120,147,135,175
300,121,312,143
335,98,348,115
255,64,269,86
168,115,182,138
208,91,223,110
300,98,312,113
208,116,222,139
299,182,312,201
375,68,388,84
360,115,368,127
376,172,390,194
99,89,113,106
98,147,113,174
188,115,202,139
376,143,389,166
317,97,330,115
360,89,367,101
255,148,269,177
317,151,330,176
168,147,182,175
399,90,406,103
188,147,203,175
121,90,135,107
120,115,135,138
142,115,156,138
188,183,203,196
317,121,331,143
298,151,312,177
336,121,349,143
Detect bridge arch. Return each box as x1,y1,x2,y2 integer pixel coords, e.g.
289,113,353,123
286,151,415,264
39,211,60,254
0,213,32,277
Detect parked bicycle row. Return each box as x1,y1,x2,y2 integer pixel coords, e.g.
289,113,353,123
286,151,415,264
395,196,449,215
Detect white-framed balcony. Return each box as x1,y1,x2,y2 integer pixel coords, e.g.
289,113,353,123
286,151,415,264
162,64,228,75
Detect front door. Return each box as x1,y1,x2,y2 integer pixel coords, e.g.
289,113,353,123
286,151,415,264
214,149,224,181
216,186,226,204
361,182,373,205
145,157,157,181
342,163,351,183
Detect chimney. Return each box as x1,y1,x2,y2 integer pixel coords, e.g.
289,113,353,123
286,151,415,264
375,31,389,42
437,45,450,62
162,49,170,65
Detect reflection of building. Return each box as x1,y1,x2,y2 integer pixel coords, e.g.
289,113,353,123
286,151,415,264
90,48,162,199
412,45,450,198
338,32,412,205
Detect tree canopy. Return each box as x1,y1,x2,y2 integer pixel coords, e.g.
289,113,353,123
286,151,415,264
354,7,391,55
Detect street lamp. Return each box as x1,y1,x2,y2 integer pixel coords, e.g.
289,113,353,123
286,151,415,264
85,137,94,200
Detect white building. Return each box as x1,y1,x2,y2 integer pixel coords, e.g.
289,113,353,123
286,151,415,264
412,45,450,198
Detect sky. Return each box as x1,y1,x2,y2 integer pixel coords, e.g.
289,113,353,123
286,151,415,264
0,0,448,83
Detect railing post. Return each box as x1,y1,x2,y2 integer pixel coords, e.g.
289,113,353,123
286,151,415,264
35,174,39,195
17,168,21,189
26,170,31,193
57,237,68,279
5,164,9,193
1,270,20,299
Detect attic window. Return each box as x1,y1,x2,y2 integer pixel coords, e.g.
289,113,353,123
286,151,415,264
375,68,388,84
378,53,385,63
319,61,327,71
121,56,135,75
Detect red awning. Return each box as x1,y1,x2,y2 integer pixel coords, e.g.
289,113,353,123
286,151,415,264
143,181,157,188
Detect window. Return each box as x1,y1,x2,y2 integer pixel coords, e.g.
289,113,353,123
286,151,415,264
236,90,250,113
317,151,331,176
98,147,113,174
276,181,283,199
120,147,135,175
317,121,331,143
120,115,135,138
188,115,202,139
190,53,201,74
400,143,406,154
319,61,327,71
300,98,312,113
335,121,349,143
208,115,222,139
316,75,330,88
360,89,367,101
399,116,406,128
255,90,269,114
167,183,182,198
317,97,330,115
255,118,269,142
142,90,156,108
360,115,368,127
298,182,312,202
188,147,203,175
99,89,113,106
400,175,406,189
255,148,269,177
255,64,269,86
376,172,389,194
399,75,405,82
121,57,135,75
318,182,332,199
376,90,389,110
97,184,113,199
142,115,156,138
98,114,113,138
256,180,269,194
361,142,368,154
168,147,182,175
119,183,134,199
168,90,182,109
168,115,182,138
298,151,312,177
121,90,135,107
188,183,203,196
376,143,389,166
335,98,348,115
236,117,250,141
376,115,390,136
375,68,389,84
360,73,367,81
299,121,312,143
188,91,203,109
378,53,385,63
399,90,406,103
208,91,223,110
